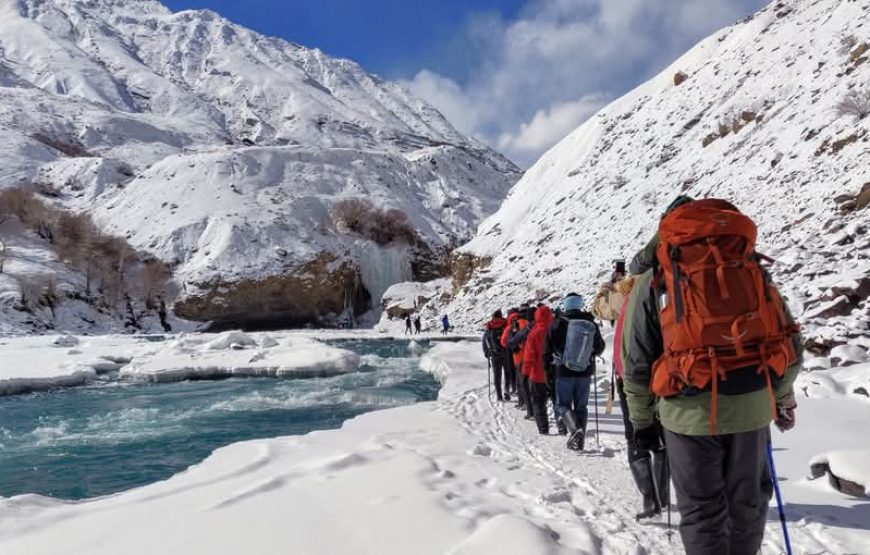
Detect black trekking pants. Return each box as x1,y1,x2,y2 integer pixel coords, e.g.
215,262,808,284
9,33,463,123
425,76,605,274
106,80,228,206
617,378,652,464
490,357,506,400
518,372,532,416
665,427,773,555
504,356,517,394
530,382,550,434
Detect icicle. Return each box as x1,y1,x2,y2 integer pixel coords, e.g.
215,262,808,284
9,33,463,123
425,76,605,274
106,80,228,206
358,242,413,309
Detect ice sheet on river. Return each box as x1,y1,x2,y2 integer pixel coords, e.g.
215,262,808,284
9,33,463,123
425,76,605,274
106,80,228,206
121,333,360,382
0,332,359,394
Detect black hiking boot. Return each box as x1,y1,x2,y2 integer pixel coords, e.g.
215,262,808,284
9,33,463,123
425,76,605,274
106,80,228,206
557,422,568,436
504,393,511,402
630,458,662,520
524,414,535,421
561,411,587,451
567,429,585,451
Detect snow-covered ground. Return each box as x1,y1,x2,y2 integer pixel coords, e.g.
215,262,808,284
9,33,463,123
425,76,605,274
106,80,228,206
0,338,866,554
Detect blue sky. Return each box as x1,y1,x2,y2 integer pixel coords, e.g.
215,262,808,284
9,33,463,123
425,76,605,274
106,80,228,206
163,0,769,166
162,0,527,79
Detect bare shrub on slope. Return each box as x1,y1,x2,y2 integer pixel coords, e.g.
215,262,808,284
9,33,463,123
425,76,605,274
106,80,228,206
835,85,870,120
0,187,173,314
332,198,417,246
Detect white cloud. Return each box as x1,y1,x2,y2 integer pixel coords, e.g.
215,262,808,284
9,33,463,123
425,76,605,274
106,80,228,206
405,69,480,136
403,0,768,167
496,95,606,158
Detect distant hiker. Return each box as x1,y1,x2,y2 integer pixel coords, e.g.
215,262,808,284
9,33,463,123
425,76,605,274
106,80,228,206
441,314,450,335
414,315,422,334
545,294,604,450
592,260,629,326
623,198,802,555
507,304,534,420
613,273,669,520
500,308,520,400
483,310,510,402
610,258,626,283
522,304,554,434
404,314,412,335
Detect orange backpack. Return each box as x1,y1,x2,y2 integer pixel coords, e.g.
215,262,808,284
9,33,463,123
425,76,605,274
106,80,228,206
650,199,799,433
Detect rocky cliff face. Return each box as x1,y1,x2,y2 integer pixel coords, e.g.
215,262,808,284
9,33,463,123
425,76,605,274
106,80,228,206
0,0,521,331
449,0,870,361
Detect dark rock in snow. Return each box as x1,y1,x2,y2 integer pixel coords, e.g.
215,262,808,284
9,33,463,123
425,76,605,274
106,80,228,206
810,461,869,498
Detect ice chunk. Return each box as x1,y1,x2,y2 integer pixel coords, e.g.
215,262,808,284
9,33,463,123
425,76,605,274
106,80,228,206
206,331,258,350
52,335,79,347
121,337,360,382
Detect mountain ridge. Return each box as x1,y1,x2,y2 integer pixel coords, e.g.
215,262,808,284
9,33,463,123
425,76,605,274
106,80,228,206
0,0,521,333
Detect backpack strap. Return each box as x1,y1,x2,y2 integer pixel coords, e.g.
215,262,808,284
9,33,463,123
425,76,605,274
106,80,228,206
706,238,731,300
669,246,686,323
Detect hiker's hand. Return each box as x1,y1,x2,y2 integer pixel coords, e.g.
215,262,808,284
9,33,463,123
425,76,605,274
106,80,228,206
775,407,795,432
634,425,659,451
775,393,797,432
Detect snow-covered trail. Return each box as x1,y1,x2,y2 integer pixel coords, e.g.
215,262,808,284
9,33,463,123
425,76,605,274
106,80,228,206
0,339,867,554
436,360,680,554
430,341,870,555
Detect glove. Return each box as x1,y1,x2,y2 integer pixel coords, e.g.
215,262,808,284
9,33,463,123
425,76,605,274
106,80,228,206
775,392,797,432
634,424,661,452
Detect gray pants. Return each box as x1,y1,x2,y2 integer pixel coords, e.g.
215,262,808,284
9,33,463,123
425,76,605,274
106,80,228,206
665,427,773,555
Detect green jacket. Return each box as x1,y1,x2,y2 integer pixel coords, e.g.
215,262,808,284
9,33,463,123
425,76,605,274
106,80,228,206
622,269,802,436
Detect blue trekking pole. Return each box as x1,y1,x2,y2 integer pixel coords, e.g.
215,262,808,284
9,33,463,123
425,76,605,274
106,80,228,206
767,440,793,555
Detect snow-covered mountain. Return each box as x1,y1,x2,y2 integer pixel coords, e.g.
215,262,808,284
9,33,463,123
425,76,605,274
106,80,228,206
450,0,870,360
0,0,520,332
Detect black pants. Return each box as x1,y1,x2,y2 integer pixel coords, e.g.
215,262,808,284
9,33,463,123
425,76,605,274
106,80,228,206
490,357,506,400
617,378,651,464
665,427,773,555
504,356,517,394
518,371,532,416
530,382,550,434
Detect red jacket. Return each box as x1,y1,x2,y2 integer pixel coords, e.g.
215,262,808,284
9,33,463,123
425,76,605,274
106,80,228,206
500,313,518,348
523,305,554,384
514,318,530,370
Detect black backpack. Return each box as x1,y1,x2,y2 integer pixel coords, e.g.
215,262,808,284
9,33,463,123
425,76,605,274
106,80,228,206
485,327,506,357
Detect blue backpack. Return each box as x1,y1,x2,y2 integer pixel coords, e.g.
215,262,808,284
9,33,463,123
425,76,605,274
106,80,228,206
556,318,597,373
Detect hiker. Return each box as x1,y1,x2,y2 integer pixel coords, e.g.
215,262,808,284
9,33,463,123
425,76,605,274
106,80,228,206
623,198,802,555
482,310,510,402
613,273,669,519
592,260,629,326
506,304,533,420
404,314,412,335
610,258,626,283
545,294,605,450
441,314,450,335
522,304,554,434
500,308,520,402
414,315,422,335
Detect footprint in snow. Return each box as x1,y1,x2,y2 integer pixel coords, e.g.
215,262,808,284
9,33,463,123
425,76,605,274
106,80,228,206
471,444,493,457
541,489,572,505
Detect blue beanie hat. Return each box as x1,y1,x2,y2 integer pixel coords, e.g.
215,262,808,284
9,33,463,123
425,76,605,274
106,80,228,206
562,294,584,312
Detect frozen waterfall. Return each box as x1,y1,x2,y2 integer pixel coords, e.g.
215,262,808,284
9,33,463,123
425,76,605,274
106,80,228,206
359,242,413,309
